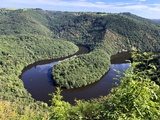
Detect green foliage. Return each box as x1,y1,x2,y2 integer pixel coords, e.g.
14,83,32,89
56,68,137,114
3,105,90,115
132,51,160,85
49,88,105,120
0,100,49,120
1,9,160,52
52,49,110,89
0,8,160,120
122,12,160,27
0,34,78,118
49,88,71,120
102,52,160,120
49,10,160,89
0,9,53,36
70,99,105,120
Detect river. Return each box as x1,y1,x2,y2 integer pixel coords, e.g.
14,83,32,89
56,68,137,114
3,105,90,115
21,46,131,105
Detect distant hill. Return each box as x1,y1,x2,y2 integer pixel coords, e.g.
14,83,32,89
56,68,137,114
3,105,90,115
0,8,160,119
1,8,160,98
152,19,160,23
0,8,53,36
0,9,160,52
120,12,160,27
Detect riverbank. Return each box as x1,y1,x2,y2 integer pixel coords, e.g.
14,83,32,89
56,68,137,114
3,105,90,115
21,50,131,104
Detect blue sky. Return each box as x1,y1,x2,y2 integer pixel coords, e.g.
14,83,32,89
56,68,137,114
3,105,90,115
1,0,160,19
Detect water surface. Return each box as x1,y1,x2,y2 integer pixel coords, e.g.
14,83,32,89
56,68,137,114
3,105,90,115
21,47,131,104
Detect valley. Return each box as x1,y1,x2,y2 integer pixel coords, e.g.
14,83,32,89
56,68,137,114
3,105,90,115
0,8,160,119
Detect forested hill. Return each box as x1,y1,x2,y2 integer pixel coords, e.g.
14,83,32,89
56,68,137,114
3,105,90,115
0,8,160,119
1,8,160,52
121,12,160,27
153,19,160,23
1,8,160,88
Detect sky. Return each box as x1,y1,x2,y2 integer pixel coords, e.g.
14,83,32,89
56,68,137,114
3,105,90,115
1,0,160,19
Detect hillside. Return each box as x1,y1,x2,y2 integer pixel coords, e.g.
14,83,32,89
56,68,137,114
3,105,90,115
1,9,160,51
0,8,53,36
49,11,160,88
153,19,160,23
0,8,160,119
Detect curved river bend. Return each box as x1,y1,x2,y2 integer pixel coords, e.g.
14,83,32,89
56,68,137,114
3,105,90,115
21,46,131,105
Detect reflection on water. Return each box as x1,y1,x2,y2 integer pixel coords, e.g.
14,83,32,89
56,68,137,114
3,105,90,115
21,51,131,105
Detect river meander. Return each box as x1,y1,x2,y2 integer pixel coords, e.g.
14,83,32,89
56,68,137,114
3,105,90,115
21,46,131,105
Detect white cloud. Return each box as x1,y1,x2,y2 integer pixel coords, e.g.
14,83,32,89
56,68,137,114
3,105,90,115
79,0,87,1
122,5,148,10
1,0,160,19
95,2,105,5
148,4,160,12
149,7,160,12
139,0,146,2
151,4,160,7
134,0,146,2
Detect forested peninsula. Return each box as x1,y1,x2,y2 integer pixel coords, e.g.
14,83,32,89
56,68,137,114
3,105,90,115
0,8,160,119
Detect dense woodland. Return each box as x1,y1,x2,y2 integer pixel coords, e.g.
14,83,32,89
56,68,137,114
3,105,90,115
52,49,110,88
0,8,160,119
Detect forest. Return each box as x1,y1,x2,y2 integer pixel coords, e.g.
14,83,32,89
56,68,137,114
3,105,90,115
153,19,160,23
0,8,160,119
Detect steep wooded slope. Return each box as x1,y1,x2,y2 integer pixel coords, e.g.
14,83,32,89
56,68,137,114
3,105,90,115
0,8,160,119
0,9,53,36
1,8,160,88
1,9,160,52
